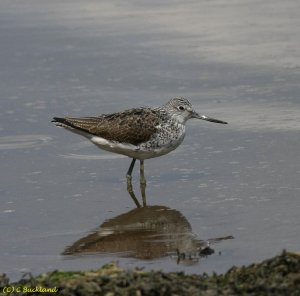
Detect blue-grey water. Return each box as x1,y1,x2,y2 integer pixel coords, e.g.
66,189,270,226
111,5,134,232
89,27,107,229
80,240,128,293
1,0,299,281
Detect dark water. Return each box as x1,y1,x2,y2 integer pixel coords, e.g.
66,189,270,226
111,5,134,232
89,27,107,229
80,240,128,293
1,0,299,281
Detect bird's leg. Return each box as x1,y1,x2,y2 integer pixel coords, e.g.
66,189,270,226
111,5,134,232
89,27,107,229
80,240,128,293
126,158,141,208
140,160,147,207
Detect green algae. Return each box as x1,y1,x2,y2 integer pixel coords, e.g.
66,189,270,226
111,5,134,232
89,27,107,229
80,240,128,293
1,251,299,296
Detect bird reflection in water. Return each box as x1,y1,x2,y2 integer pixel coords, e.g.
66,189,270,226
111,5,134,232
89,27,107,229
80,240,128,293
63,205,233,264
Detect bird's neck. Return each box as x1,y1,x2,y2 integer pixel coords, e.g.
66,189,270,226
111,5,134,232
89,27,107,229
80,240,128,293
170,113,187,125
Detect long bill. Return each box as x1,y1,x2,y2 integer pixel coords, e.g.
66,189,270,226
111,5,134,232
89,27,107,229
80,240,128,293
192,112,228,124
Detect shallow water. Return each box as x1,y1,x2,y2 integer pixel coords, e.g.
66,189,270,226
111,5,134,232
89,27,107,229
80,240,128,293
0,0,299,281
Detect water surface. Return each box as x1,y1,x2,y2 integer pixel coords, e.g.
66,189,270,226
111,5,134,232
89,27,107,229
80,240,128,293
0,0,299,281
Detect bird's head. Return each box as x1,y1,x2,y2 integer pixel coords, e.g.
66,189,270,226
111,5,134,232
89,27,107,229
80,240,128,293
164,98,228,124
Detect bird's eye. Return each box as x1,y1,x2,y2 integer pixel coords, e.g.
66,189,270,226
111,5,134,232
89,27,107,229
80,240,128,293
178,106,185,111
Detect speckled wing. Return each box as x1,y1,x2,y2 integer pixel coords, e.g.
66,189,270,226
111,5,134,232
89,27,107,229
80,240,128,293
52,108,162,146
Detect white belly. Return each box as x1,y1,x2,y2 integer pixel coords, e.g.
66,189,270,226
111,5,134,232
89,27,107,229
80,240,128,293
90,134,185,160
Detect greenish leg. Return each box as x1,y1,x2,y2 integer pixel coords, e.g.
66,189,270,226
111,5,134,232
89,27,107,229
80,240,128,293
126,158,141,208
140,160,147,207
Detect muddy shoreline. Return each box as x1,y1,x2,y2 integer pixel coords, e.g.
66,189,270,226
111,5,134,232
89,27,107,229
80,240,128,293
1,251,299,296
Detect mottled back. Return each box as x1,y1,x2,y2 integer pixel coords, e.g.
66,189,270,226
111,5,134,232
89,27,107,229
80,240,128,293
53,108,164,146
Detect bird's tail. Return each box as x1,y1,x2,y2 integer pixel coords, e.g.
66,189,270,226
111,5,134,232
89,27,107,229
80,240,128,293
52,117,74,128
52,116,102,136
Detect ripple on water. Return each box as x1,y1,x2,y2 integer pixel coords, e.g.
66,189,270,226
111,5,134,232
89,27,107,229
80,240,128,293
0,135,52,150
